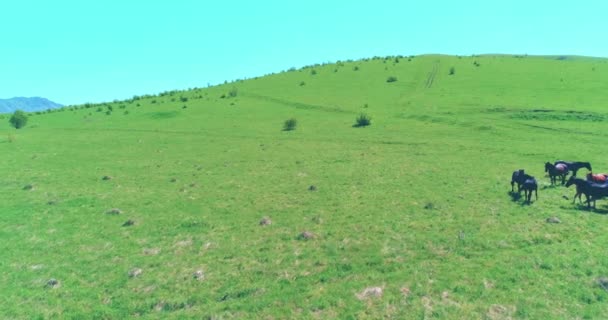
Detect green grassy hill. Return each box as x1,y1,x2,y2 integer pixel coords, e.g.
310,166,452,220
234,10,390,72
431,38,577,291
2,54,608,319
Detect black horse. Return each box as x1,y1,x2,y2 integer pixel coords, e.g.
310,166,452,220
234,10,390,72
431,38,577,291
554,160,591,177
521,177,538,203
511,169,525,192
565,176,608,209
565,176,590,205
545,162,569,185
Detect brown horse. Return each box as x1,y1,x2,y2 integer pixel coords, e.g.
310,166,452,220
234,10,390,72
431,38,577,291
586,172,608,184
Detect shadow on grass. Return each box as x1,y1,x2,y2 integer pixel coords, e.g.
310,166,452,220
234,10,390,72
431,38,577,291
508,191,536,205
541,184,561,190
508,191,522,202
566,203,608,215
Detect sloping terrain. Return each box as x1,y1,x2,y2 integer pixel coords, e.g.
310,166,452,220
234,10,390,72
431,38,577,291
2,55,608,319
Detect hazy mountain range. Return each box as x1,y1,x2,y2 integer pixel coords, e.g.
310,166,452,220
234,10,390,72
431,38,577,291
0,97,63,113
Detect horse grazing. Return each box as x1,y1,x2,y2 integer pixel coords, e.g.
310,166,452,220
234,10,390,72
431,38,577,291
554,160,592,177
521,177,538,203
545,162,569,185
565,176,590,205
565,176,608,209
586,172,608,184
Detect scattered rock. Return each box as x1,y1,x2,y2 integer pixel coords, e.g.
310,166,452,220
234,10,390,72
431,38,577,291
128,268,143,278
31,264,44,270
308,185,317,191
176,239,193,247
106,208,122,215
154,302,165,312
298,231,315,240
102,175,113,181
487,304,514,320
46,278,60,288
143,248,160,255
23,184,34,191
122,219,135,227
546,217,561,224
356,286,383,300
193,270,205,281
259,217,272,226
597,277,608,291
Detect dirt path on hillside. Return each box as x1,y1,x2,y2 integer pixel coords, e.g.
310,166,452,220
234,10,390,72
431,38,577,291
424,60,440,89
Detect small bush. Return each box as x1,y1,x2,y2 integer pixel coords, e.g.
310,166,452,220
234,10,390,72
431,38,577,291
354,113,371,127
283,118,297,131
386,76,398,83
299,81,306,86
449,67,455,75
9,110,28,129
180,96,188,102
310,69,317,75
228,87,238,98
353,66,359,71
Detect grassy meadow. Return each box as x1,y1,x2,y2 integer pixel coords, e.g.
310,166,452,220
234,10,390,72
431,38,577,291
2,54,608,319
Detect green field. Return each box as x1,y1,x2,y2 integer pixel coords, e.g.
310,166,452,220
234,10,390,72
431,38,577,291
2,54,608,319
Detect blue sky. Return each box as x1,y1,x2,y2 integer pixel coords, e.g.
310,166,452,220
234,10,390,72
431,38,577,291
1,0,606,105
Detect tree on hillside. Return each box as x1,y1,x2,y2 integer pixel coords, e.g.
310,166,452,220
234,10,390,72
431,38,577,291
9,110,28,129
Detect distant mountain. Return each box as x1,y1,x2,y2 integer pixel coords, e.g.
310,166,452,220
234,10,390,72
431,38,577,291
0,97,63,113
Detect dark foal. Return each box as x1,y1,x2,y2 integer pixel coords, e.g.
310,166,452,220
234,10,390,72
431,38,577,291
511,169,535,193
565,176,589,205
521,177,538,203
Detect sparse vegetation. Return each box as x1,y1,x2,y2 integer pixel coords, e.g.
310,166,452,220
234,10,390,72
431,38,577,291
283,118,297,131
354,113,372,127
228,87,238,98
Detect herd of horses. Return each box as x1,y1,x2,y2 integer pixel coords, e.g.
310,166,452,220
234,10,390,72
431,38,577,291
511,160,608,209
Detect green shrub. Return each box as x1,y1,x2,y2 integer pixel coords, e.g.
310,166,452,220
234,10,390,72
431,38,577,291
449,67,455,75
354,113,371,127
9,110,28,129
283,118,297,131
228,87,238,98
386,76,398,83
180,96,188,102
